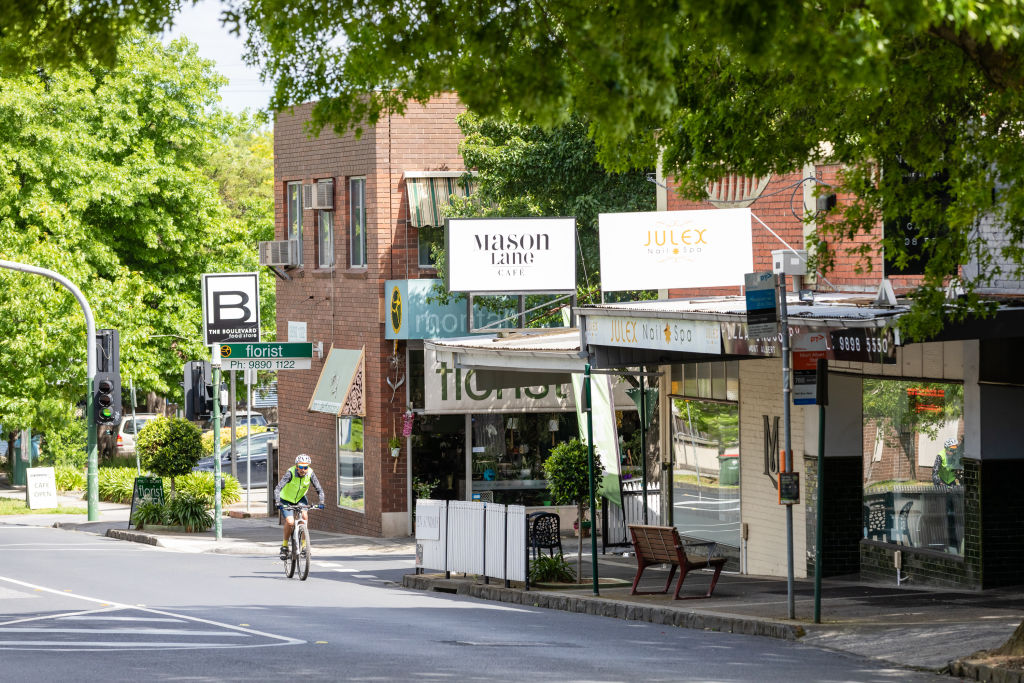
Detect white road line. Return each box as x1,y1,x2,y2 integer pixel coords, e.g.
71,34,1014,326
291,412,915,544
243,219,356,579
352,574,376,579
0,575,304,648
57,616,185,622
0,608,117,627
0,640,250,649
0,627,248,636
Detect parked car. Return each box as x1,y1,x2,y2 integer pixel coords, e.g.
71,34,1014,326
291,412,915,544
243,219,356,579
209,411,268,431
116,413,160,456
193,431,275,489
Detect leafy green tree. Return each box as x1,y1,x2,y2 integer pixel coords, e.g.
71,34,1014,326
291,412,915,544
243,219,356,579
234,0,1024,338
543,438,604,582
0,34,270,446
136,417,203,494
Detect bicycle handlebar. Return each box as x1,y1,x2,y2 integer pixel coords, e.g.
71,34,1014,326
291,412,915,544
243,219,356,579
279,503,325,510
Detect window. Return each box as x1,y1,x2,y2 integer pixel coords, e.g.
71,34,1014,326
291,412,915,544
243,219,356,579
418,227,442,268
673,361,739,401
286,181,303,266
337,417,365,511
318,210,334,267
349,177,366,267
862,379,964,555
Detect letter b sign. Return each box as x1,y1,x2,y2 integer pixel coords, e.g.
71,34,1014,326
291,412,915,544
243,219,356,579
202,272,261,345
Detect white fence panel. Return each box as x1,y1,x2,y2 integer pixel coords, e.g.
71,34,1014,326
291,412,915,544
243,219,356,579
607,484,661,545
415,499,448,572
505,505,527,582
448,500,485,575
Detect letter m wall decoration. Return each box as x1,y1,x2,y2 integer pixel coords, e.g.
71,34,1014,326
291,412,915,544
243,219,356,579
763,415,780,489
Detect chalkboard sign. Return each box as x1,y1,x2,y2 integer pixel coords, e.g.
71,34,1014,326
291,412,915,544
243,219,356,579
778,472,800,506
128,476,165,529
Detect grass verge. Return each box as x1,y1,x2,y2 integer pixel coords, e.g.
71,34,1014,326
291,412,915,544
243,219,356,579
0,497,87,515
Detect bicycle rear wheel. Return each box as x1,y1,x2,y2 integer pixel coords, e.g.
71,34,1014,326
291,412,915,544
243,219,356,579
297,524,311,581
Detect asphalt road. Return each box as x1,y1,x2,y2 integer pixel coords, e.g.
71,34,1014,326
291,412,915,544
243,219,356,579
0,525,947,682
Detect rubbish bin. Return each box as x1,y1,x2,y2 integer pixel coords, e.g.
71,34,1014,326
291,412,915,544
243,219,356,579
717,454,739,486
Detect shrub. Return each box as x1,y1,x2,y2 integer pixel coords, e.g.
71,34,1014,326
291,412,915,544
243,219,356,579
131,501,166,528
201,425,268,456
529,554,576,583
97,467,138,504
54,466,86,493
40,418,87,468
173,471,242,505
137,417,203,492
544,439,604,582
166,492,213,532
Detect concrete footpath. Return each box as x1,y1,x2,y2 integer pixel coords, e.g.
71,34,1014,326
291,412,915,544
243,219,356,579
2,484,1021,681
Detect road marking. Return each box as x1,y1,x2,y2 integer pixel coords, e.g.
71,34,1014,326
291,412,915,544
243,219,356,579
352,574,376,579
57,616,186,622
0,627,248,636
0,640,249,649
0,575,304,650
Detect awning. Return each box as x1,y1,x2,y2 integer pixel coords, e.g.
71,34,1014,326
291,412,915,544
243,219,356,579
405,171,476,228
308,346,365,416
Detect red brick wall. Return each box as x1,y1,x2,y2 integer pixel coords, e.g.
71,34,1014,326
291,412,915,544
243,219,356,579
665,166,924,298
273,94,466,536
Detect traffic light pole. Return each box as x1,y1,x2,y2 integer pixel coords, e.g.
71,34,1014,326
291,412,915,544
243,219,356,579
0,260,99,520
211,345,223,540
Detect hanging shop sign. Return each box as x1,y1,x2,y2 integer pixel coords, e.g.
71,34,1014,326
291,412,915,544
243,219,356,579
829,327,897,364
584,315,721,355
384,279,509,340
598,208,753,291
445,217,576,293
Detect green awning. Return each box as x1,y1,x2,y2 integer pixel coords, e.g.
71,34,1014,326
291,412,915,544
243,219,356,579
308,346,365,416
405,172,476,228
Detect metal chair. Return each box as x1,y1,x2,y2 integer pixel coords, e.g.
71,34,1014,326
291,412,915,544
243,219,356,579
528,512,562,559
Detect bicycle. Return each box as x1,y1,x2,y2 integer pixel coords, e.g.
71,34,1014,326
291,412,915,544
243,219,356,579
280,503,322,580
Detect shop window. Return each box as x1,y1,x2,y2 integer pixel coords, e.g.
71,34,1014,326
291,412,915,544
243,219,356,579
317,210,334,267
470,413,577,506
286,181,303,266
669,395,741,548
337,417,365,511
349,177,366,267
673,361,738,401
862,379,963,555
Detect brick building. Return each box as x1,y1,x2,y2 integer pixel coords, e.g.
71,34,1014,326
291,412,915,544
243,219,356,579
271,95,467,537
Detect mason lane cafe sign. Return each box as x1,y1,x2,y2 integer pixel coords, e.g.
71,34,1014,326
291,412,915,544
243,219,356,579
445,217,576,293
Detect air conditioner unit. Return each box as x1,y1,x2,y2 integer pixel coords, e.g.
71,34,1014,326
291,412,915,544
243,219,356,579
302,180,334,210
259,239,299,267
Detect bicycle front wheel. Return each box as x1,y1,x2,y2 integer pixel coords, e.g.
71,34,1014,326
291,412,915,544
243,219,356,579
285,537,297,578
297,524,311,581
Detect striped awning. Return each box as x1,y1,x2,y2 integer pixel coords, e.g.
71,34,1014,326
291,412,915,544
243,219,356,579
405,172,476,228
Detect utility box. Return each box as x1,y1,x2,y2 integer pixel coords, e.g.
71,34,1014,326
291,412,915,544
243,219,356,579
772,249,807,276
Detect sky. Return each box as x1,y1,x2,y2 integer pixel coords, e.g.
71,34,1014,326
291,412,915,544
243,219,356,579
162,0,275,114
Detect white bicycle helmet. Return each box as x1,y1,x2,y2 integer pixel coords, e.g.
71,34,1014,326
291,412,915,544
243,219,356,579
943,438,957,449
295,454,312,465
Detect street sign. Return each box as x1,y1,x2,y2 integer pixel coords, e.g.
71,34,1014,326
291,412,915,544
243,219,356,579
779,472,800,505
202,272,261,345
219,342,313,371
792,332,830,405
744,272,778,338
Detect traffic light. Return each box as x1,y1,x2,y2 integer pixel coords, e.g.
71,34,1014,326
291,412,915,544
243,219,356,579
95,329,121,425
183,361,214,420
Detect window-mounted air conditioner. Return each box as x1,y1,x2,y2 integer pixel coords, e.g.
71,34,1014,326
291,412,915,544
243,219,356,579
302,180,334,210
259,239,300,267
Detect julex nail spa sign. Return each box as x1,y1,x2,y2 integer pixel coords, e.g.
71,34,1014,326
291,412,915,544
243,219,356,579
445,217,576,293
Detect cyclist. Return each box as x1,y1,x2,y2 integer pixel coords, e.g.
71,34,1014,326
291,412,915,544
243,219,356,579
274,454,325,560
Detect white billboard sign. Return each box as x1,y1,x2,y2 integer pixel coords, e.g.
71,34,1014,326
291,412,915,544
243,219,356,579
584,315,722,355
202,272,261,345
446,217,576,293
598,208,754,291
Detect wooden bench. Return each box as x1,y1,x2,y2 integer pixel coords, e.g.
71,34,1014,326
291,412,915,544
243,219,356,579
628,525,727,600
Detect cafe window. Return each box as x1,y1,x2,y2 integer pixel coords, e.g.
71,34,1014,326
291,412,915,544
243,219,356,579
862,379,964,555
337,417,365,512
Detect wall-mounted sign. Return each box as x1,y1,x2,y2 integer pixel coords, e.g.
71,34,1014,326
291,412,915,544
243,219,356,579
721,321,813,357
445,217,576,293
584,315,721,355
202,272,260,345
829,327,897,364
385,279,509,339
598,208,753,291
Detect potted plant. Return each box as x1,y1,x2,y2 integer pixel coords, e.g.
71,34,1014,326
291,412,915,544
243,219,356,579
388,435,402,458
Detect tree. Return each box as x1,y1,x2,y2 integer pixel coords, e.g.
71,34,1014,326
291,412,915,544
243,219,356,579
0,34,269,446
234,0,1024,339
543,438,604,582
136,417,204,494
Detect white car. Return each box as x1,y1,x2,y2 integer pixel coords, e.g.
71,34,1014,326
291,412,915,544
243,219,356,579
116,413,160,456
213,411,269,430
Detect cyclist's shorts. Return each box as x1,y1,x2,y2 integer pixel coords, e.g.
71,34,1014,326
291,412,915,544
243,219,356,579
280,496,309,518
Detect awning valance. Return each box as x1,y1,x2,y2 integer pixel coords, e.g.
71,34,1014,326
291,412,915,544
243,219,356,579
405,172,476,228
308,346,365,416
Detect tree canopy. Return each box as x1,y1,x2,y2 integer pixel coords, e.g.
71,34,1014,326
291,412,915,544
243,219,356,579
232,0,1024,338
0,33,272,441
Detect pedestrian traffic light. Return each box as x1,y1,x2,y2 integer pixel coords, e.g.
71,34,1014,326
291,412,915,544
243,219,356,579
94,329,121,425
182,360,214,420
